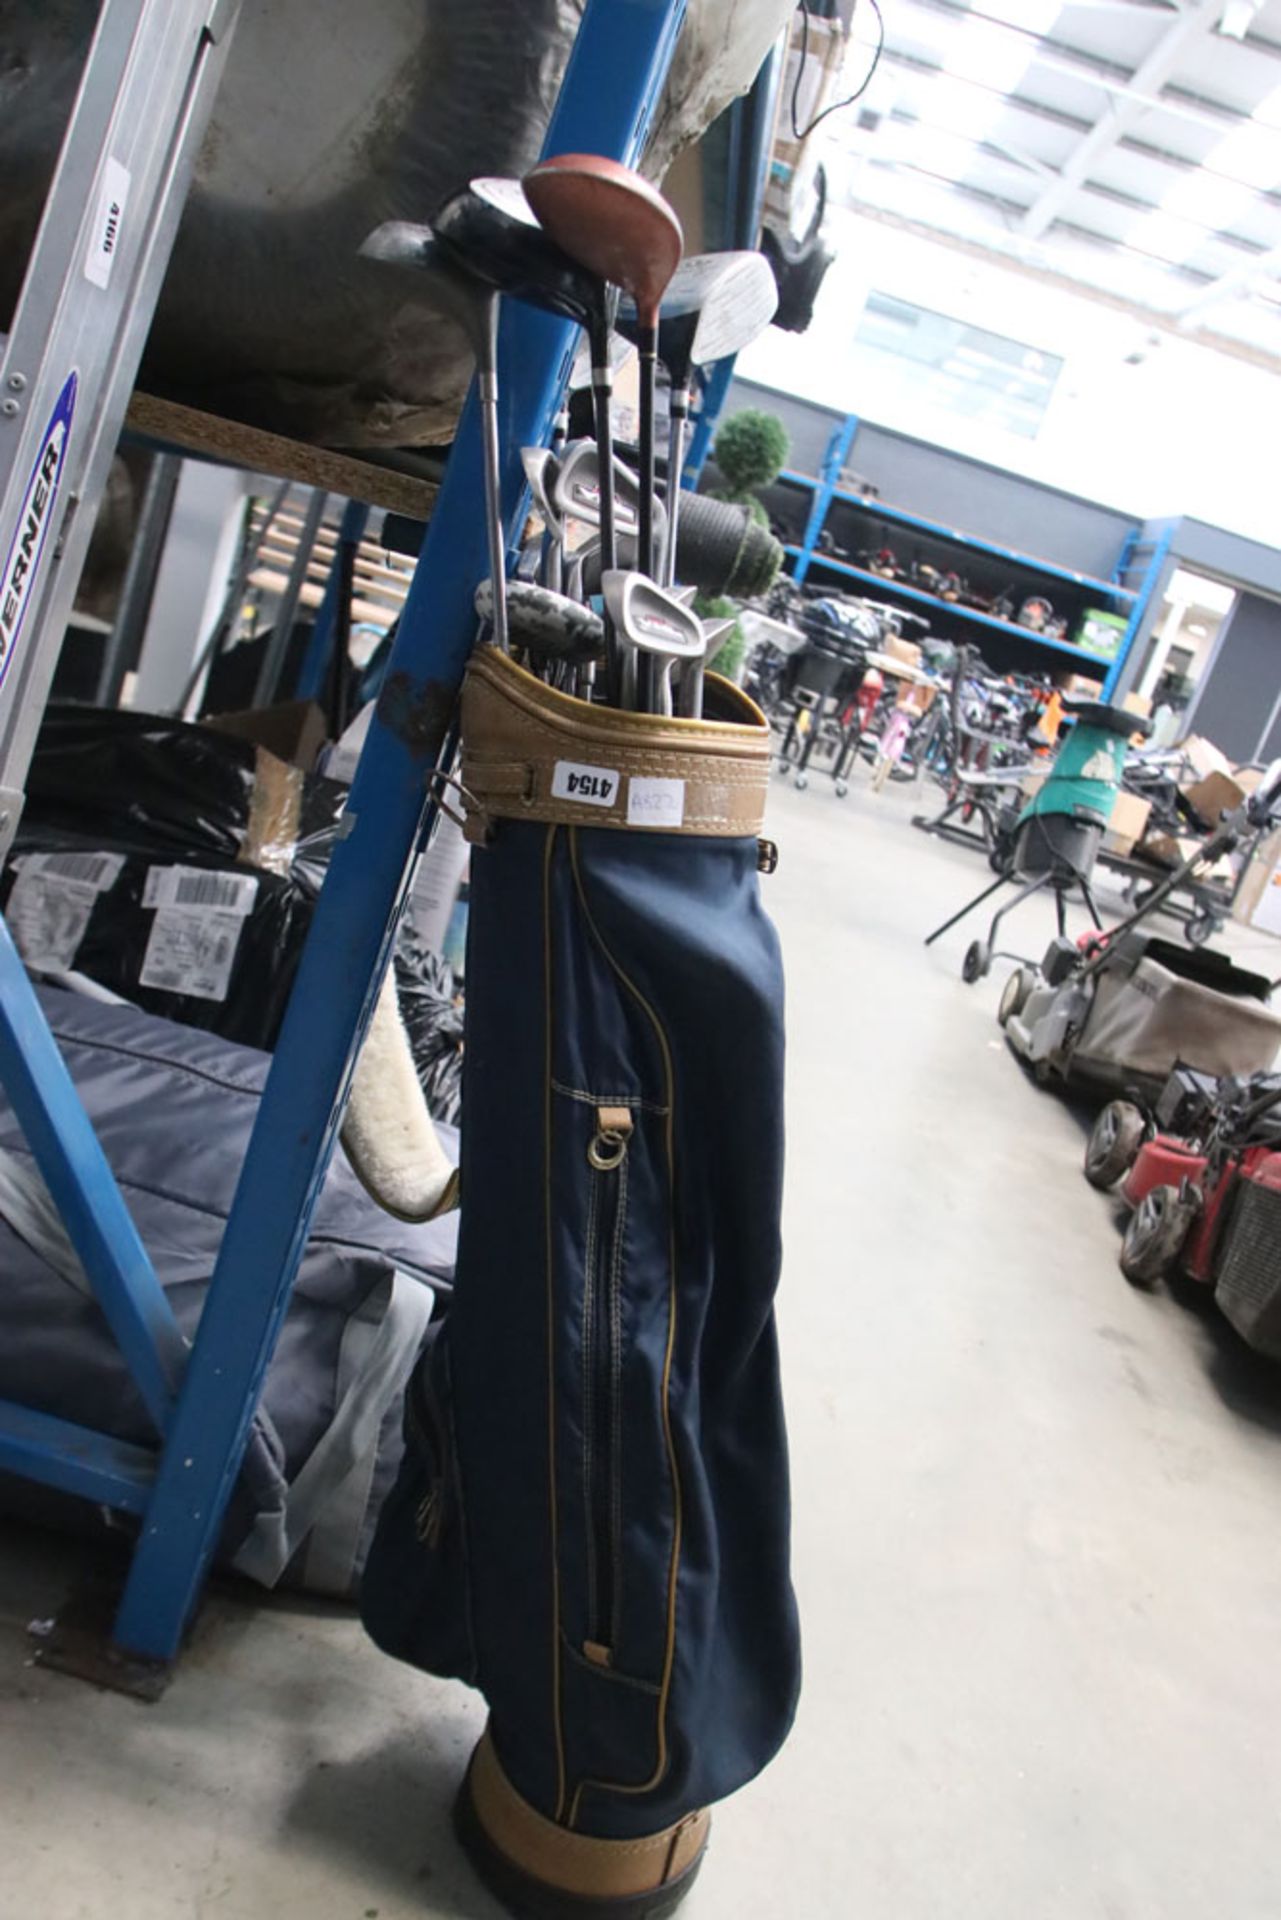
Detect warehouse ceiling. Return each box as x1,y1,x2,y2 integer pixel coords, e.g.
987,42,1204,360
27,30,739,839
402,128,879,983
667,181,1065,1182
825,0,1281,364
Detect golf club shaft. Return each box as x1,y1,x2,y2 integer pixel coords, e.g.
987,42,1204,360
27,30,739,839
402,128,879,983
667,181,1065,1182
662,386,689,589
637,320,659,709
477,295,509,651
590,319,621,704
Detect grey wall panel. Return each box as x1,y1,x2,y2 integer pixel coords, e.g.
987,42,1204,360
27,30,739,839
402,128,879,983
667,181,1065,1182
1187,591,1281,762
730,378,1136,579
1171,519,1281,600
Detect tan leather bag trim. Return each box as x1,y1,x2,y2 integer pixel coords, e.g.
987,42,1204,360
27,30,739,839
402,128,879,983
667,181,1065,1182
461,646,770,839
469,1733,710,1898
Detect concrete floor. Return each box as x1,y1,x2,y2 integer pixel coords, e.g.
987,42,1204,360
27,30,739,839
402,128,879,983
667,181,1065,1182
6,771,1281,1919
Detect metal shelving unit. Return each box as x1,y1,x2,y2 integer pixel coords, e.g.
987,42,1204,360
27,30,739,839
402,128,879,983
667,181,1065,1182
774,414,1166,697
0,0,690,1674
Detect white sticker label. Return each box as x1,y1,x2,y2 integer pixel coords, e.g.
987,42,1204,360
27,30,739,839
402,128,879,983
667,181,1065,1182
139,906,246,1002
551,761,621,808
627,776,686,829
6,871,97,970
84,157,131,290
17,850,125,891
143,865,259,916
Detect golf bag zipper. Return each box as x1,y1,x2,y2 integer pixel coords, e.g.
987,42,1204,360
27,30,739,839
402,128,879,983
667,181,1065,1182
583,1105,632,1666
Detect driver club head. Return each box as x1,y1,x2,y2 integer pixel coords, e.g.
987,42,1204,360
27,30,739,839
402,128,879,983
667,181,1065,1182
429,177,608,333
618,250,779,383
358,223,494,355
523,154,683,325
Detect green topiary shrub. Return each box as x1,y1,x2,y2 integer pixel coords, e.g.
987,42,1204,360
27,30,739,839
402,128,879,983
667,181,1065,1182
713,409,790,497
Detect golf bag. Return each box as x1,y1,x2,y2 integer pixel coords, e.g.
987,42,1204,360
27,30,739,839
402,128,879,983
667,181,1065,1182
362,647,799,1858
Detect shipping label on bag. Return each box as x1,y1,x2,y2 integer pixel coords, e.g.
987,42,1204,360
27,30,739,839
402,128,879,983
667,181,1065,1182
6,851,126,970
139,864,259,1002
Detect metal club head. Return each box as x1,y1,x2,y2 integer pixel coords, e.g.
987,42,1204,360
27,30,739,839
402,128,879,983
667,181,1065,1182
523,154,684,324
601,569,706,714
619,251,779,385
521,446,562,535
552,440,666,548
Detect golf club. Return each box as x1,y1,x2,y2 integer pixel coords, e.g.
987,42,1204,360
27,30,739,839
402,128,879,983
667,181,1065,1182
552,439,665,553
434,174,631,693
521,446,564,592
360,221,513,650
619,251,778,587
367,178,619,654
601,569,706,716
475,576,605,673
524,154,684,591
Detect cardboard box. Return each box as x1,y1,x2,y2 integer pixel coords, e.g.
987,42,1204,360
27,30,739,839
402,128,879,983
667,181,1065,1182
1102,790,1152,858
207,699,329,772
1179,734,1232,781
1057,671,1105,697
884,635,922,669
1184,768,1248,829
1233,826,1281,928
1252,866,1281,938
1139,830,1202,871
1139,830,1233,884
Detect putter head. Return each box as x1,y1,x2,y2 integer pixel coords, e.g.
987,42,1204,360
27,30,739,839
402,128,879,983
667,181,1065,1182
553,440,666,548
524,154,683,320
600,570,706,665
475,579,605,662
430,177,604,328
618,251,779,380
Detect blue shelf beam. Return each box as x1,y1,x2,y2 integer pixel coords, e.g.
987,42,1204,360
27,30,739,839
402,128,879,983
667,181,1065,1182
801,486,1136,601
110,0,692,1663
0,1399,155,1515
787,547,1119,668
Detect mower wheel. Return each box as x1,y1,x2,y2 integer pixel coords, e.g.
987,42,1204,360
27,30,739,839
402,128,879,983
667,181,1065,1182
1119,1184,1189,1287
997,967,1032,1028
835,780,849,799
1186,912,1217,948
794,773,808,791
962,940,987,984
1085,1100,1145,1191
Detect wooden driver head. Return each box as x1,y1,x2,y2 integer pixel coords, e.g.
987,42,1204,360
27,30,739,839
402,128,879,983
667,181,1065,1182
523,153,683,326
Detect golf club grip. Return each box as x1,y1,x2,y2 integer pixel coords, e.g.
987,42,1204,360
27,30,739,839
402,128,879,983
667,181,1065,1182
580,493,783,600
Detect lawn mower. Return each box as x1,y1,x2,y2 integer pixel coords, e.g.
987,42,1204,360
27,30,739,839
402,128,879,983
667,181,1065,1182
997,760,1281,1098
1083,1065,1281,1358
928,695,1148,977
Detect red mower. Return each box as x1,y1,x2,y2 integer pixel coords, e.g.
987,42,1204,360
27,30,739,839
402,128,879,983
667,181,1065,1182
1084,1067,1281,1357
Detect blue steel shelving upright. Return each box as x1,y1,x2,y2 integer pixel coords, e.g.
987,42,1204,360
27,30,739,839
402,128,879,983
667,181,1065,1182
0,0,691,1669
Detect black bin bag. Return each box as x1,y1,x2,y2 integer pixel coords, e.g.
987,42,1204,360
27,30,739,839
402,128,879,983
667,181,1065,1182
362,647,799,1912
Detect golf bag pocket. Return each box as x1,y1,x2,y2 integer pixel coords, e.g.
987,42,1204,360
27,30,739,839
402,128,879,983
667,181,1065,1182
364,647,799,1839
361,1319,478,1685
